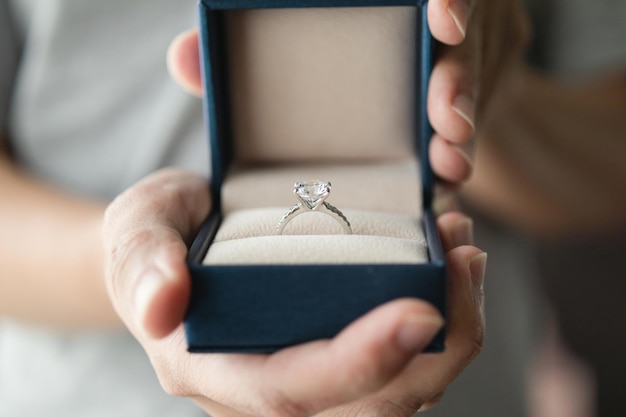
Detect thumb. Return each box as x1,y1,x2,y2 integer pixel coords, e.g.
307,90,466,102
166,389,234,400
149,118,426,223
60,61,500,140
111,230,191,339
103,170,210,339
256,299,443,415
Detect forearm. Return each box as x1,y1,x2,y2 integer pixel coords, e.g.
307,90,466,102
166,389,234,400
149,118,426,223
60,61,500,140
0,149,120,328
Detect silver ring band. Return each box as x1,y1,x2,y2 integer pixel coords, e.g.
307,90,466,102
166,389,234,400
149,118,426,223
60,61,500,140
276,181,352,235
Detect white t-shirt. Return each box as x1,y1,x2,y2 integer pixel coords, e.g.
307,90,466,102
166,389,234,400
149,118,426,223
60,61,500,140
5,0,208,198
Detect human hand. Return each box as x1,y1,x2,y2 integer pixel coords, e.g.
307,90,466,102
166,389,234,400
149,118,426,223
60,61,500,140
426,0,529,184
103,168,485,416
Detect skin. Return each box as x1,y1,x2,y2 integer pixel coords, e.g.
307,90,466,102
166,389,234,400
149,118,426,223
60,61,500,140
0,149,115,327
0,0,531,414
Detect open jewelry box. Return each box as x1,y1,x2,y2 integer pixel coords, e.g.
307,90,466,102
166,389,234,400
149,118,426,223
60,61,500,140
185,0,447,353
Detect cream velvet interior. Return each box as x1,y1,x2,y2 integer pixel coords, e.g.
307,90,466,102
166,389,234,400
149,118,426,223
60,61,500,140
205,161,428,265
203,7,427,266
226,7,417,162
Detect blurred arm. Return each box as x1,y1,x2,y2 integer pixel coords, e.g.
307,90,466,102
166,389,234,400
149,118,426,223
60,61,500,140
0,144,120,328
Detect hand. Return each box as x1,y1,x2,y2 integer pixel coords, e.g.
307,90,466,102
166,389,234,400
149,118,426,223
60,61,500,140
167,0,528,185
103,168,486,417
426,0,529,184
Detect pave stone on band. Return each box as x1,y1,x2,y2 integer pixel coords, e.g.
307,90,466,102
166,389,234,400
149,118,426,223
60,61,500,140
276,180,352,235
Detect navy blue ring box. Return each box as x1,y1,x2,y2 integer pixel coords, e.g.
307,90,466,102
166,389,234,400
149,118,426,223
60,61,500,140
185,0,446,353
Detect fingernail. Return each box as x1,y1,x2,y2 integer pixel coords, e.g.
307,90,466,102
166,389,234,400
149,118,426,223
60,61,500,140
397,315,444,353
451,94,476,132
447,1,471,39
451,145,474,170
134,267,167,328
452,217,474,247
469,253,488,287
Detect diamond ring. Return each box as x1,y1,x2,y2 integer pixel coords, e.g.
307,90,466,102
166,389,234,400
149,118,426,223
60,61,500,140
276,180,352,235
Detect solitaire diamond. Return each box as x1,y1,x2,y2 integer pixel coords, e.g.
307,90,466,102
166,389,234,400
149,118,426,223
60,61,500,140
294,180,331,210
277,179,351,234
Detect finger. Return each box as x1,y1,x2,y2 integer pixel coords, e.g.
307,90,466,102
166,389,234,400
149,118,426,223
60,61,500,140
428,0,475,45
438,216,484,370
444,245,486,365
167,28,203,96
436,214,485,353
429,134,473,183
245,299,443,416
428,45,476,145
371,244,486,405
437,211,474,250
103,169,210,338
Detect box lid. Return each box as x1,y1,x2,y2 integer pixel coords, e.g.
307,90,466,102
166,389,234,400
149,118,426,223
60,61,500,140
199,0,436,211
